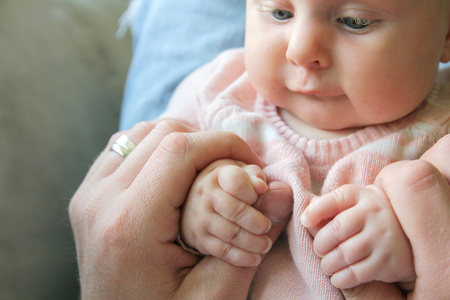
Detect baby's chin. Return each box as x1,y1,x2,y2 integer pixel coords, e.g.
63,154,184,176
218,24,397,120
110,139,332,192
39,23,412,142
280,109,367,139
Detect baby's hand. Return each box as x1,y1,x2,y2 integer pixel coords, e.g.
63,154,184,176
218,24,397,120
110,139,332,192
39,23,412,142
181,159,273,267
301,184,415,290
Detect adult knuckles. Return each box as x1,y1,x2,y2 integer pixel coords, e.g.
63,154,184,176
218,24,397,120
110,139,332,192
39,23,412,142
107,130,126,147
100,208,135,251
422,134,450,161
130,120,155,134
153,119,192,136
158,132,192,157
395,160,441,194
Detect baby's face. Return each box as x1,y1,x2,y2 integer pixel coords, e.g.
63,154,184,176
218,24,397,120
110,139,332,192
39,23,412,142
245,0,450,130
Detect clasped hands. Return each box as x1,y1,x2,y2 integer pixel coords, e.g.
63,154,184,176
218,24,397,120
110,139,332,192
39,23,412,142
69,119,450,299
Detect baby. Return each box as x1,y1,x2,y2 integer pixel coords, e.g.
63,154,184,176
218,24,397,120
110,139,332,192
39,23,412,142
162,0,450,298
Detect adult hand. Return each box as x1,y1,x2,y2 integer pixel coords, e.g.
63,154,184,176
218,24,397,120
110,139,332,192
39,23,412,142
69,120,293,299
342,134,450,300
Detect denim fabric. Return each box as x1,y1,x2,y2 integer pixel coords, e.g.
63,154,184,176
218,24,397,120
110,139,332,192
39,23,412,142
119,0,246,130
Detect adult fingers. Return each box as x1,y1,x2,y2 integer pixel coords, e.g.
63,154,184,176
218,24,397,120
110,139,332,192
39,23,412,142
342,281,404,300
135,131,263,298
94,121,156,180
70,129,266,299
113,119,198,187
252,181,294,246
68,121,156,240
71,120,196,223
88,119,193,183
128,130,264,245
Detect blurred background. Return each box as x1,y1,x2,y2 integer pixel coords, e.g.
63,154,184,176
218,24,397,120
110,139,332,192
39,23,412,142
0,0,131,298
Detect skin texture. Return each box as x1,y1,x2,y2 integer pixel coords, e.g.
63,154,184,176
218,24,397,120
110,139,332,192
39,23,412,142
245,0,450,132
301,184,415,290
180,0,450,289
68,120,293,299
342,135,450,300
68,120,450,299
179,0,450,288
242,0,450,290
181,159,275,267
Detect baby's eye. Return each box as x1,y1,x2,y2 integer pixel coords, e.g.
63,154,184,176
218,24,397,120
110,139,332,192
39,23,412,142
272,9,294,21
337,17,377,31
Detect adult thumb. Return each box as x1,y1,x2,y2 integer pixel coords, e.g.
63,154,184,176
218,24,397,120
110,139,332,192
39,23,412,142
254,181,293,242
420,134,450,183
376,160,450,299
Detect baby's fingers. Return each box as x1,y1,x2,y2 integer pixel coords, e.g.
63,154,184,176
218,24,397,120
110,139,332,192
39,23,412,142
314,209,365,257
218,164,267,205
199,215,272,267
241,164,268,195
301,185,360,228
201,236,266,267
329,253,383,289
320,234,371,277
213,192,271,235
207,214,272,254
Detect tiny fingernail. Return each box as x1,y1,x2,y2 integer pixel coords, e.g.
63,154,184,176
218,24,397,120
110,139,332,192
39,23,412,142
330,276,337,287
263,238,273,254
251,176,268,194
249,255,262,267
264,221,272,234
301,213,311,227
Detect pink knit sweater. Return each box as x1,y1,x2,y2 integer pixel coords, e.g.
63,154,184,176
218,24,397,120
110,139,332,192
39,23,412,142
162,48,450,299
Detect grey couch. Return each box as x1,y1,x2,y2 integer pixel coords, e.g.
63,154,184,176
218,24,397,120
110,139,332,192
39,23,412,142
0,0,132,298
